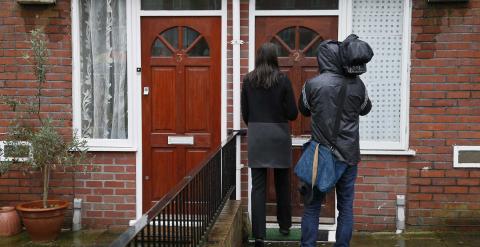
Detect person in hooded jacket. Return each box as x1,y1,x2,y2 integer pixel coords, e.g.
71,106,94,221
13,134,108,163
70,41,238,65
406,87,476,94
298,38,372,247
241,42,298,247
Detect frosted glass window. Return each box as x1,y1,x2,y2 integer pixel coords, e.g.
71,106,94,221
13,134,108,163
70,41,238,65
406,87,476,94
353,0,405,143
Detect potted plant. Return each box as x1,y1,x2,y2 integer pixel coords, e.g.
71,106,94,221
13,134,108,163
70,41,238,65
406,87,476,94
0,206,21,237
0,28,88,242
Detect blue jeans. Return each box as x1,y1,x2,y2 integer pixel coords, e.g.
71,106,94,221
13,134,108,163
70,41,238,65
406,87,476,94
300,164,358,247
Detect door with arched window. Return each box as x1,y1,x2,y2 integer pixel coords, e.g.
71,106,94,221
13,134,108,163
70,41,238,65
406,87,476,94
256,16,338,223
141,17,221,211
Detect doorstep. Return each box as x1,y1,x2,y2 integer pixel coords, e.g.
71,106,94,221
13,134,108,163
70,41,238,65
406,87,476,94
248,228,329,243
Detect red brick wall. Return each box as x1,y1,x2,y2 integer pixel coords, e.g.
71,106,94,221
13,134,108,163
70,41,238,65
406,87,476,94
408,0,480,229
353,157,408,231
227,0,250,209
74,153,136,229
0,0,136,229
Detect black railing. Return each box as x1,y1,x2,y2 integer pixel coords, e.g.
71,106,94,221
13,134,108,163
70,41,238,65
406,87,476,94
110,131,241,247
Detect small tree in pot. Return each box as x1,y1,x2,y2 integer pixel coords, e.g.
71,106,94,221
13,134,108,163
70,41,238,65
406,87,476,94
0,28,89,242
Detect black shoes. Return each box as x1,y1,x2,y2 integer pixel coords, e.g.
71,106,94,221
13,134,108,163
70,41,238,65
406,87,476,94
253,228,289,247
254,238,264,247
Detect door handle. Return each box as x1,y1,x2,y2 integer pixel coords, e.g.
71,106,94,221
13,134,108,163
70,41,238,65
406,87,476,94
143,87,150,95
145,176,150,180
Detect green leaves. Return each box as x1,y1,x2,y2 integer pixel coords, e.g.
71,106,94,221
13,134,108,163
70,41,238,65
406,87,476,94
0,28,90,206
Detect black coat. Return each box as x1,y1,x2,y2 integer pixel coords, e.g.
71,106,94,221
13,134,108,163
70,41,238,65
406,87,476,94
241,74,298,168
298,41,372,165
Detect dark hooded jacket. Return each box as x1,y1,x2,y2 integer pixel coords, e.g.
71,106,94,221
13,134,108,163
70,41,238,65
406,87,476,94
298,41,372,165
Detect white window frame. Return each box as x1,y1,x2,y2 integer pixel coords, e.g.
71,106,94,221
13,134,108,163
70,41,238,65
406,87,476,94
356,0,413,153
453,146,480,168
72,0,136,151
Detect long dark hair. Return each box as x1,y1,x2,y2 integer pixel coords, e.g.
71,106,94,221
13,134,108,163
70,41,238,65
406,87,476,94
244,42,281,89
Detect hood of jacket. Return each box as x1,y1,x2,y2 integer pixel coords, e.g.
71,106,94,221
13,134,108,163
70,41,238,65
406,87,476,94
316,40,343,75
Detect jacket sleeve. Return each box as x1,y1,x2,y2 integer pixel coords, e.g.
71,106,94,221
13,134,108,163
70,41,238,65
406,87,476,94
283,77,299,121
360,85,372,116
241,81,249,125
298,82,312,117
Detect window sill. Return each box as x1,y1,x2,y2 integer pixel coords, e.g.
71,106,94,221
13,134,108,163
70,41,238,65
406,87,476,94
360,149,416,156
78,138,137,152
292,137,416,156
86,146,137,152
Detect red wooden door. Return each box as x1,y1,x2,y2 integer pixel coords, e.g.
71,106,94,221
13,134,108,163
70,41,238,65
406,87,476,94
141,17,221,211
256,16,338,223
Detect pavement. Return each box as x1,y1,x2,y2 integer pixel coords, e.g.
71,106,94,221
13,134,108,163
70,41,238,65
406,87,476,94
0,230,479,247
0,230,121,247
253,232,480,247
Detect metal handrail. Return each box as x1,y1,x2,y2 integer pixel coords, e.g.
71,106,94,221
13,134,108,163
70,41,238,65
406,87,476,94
110,130,242,247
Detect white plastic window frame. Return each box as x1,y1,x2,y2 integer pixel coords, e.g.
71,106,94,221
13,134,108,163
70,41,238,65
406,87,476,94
453,146,480,168
71,0,136,151
353,0,413,153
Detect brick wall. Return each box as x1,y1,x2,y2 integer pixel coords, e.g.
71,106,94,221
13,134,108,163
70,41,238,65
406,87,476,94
353,157,408,231
228,0,251,210
74,153,136,229
408,0,480,229
0,0,135,229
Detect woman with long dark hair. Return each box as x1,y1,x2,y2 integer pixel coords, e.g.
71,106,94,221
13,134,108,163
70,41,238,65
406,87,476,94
241,42,298,246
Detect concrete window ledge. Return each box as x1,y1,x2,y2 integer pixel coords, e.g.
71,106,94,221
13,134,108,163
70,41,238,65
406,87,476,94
361,149,417,156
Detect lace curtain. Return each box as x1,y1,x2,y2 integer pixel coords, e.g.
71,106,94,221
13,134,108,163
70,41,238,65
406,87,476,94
79,0,128,139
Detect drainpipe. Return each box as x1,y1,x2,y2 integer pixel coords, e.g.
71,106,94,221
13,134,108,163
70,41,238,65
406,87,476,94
232,0,243,200
396,195,405,234
72,198,82,231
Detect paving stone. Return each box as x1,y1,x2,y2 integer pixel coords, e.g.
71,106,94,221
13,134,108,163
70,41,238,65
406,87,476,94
1,230,479,247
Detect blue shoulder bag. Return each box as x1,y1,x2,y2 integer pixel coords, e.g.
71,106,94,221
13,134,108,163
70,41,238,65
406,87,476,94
294,82,348,193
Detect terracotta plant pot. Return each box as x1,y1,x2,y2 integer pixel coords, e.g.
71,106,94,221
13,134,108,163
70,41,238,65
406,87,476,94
16,200,69,242
0,206,22,237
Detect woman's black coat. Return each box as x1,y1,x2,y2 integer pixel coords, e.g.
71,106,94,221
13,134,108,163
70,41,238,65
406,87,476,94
241,75,298,168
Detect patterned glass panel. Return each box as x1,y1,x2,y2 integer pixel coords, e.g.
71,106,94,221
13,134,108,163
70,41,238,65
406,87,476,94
271,27,320,57
187,37,210,57
277,27,296,49
353,0,404,142
183,27,200,49
299,27,317,50
152,38,172,57
141,0,221,10
271,39,290,57
305,39,323,57
256,0,338,10
162,27,179,49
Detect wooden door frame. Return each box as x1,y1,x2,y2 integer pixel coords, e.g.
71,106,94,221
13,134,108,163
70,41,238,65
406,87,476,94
132,0,228,222
247,0,351,236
